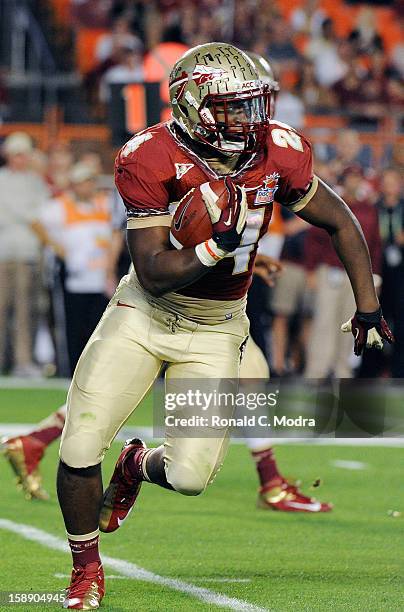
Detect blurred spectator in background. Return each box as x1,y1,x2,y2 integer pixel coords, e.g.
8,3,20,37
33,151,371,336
305,18,348,87
0,132,49,376
0,66,10,121
185,7,224,47
296,59,337,113
33,163,111,375
336,48,391,125
360,168,404,377
273,70,305,129
95,15,142,63
327,129,371,176
30,149,49,180
271,211,312,377
332,54,366,118
78,150,104,176
143,25,188,121
233,0,262,49
391,142,404,175
99,44,144,103
391,38,404,79
71,0,113,29
290,0,327,37
84,14,143,118
376,168,404,377
46,143,74,197
266,17,301,71
348,7,383,57
386,71,404,116
359,50,387,122
314,159,338,187
304,165,382,378
109,0,147,34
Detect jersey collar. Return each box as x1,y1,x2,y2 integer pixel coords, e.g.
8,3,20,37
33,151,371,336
165,121,261,180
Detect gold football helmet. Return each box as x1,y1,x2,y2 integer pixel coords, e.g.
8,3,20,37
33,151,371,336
169,42,270,154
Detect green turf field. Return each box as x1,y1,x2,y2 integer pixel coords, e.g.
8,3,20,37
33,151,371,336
0,388,403,611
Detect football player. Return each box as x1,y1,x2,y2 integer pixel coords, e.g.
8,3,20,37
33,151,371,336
230,51,333,512
1,404,66,500
1,53,330,515
59,43,393,609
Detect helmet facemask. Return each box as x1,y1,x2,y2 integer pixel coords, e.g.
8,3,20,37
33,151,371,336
195,88,270,153
245,52,279,119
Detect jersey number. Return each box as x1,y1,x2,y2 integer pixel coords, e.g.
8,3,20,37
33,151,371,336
271,128,303,152
226,208,266,275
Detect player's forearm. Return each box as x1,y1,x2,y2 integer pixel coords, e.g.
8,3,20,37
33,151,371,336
330,223,379,312
128,226,209,297
136,247,208,297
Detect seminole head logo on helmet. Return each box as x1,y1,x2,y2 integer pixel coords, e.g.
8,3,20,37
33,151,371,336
169,43,271,154
171,64,228,103
192,64,227,86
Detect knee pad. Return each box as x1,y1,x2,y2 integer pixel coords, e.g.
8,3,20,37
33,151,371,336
165,461,209,496
164,437,228,496
59,431,105,469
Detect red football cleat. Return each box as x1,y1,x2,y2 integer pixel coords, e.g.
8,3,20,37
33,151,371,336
99,438,147,533
258,479,333,512
1,435,49,500
64,562,104,610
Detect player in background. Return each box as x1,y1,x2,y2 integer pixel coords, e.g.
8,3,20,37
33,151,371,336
1,53,331,514
235,52,332,512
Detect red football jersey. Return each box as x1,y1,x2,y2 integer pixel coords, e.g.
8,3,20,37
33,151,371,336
115,120,317,300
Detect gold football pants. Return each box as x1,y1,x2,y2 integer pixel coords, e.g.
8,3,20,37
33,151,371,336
60,278,249,495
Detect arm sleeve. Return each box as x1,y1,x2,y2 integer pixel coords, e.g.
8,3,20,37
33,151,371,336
275,132,318,213
115,141,172,229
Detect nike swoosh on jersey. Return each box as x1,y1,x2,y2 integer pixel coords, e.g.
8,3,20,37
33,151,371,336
286,500,322,512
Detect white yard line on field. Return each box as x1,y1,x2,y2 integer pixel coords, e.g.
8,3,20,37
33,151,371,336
331,459,368,470
0,519,267,612
190,579,252,583
0,377,71,389
54,573,251,583
54,573,127,580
